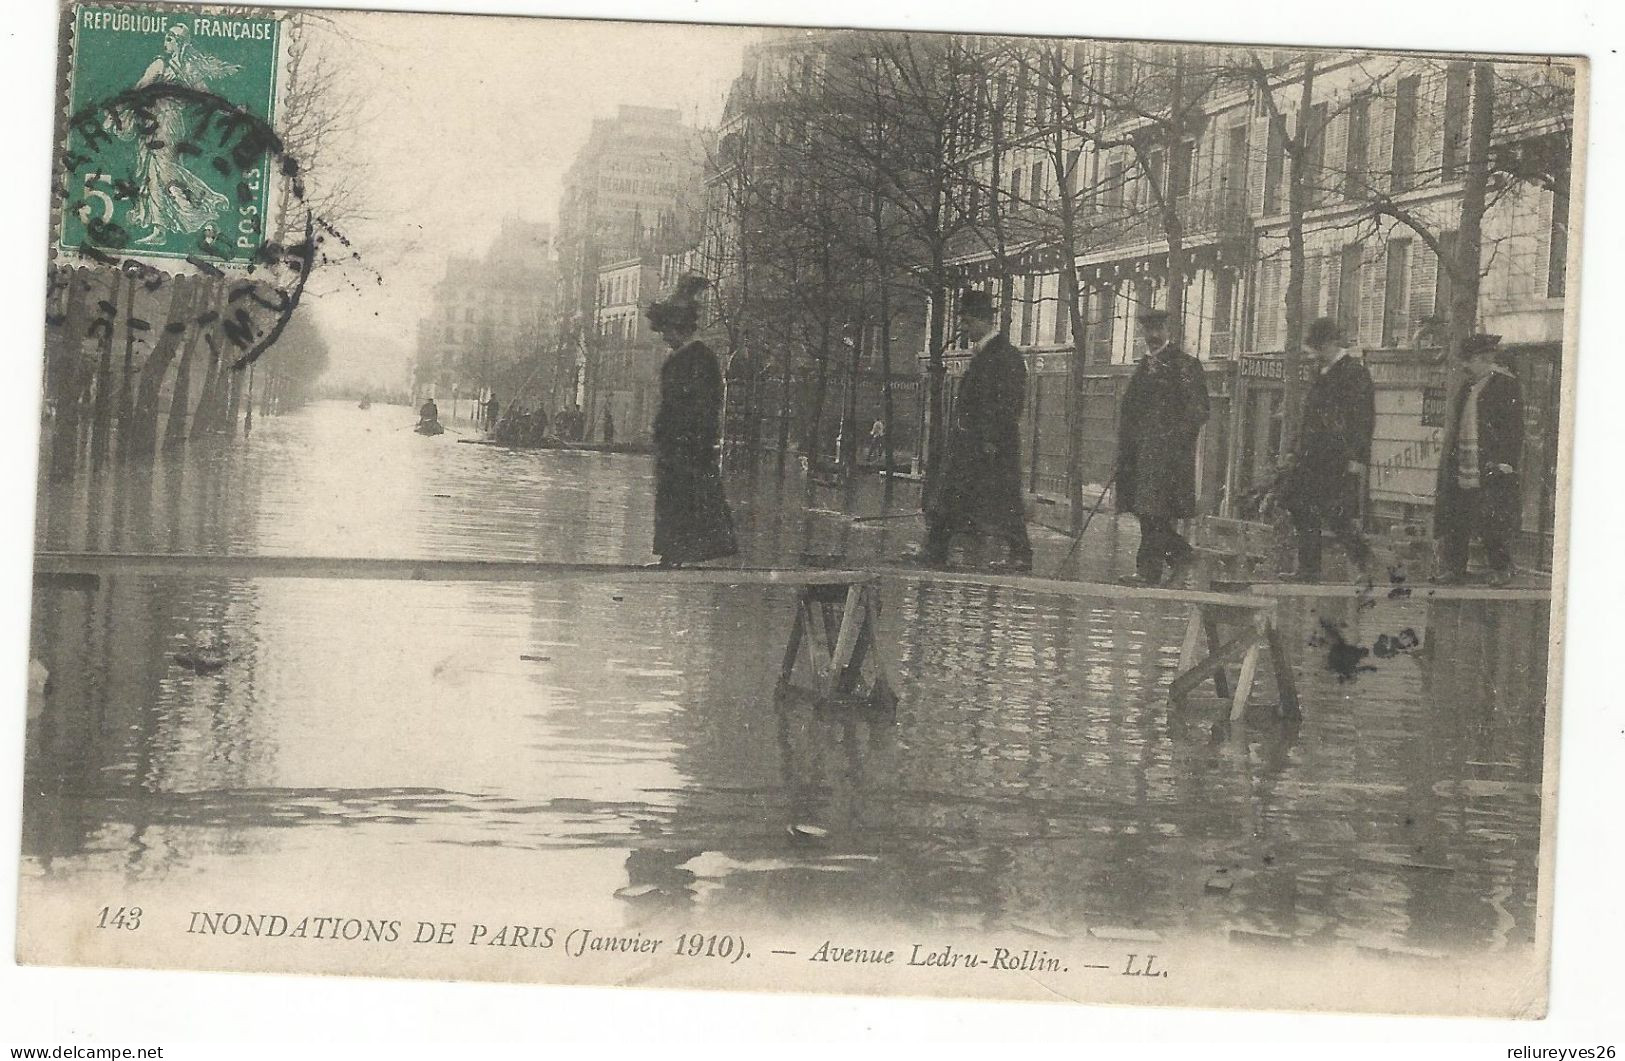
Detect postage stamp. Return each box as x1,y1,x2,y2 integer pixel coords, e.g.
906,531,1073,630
58,4,284,267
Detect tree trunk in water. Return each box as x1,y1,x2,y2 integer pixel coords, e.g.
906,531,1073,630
194,341,223,437
923,276,948,497
243,364,256,434
879,293,895,482
804,315,831,466
47,270,93,482
115,276,140,461
89,271,121,468
227,359,245,432
842,327,862,473
129,279,192,458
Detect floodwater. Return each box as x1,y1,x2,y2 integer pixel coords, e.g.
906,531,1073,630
24,400,1550,956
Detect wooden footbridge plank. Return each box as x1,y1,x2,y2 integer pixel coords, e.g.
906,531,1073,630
33,552,1293,713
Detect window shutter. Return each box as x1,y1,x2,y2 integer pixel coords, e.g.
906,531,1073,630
1325,109,1349,201
1371,93,1394,191
1323,248,1343,329
1280,103,1299,210
1409,238,1437,337
1416,69,1445,186
1247,114,1270,215
1358,241,1383,346
1533,186,1554,299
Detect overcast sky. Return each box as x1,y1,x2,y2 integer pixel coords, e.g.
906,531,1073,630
300,9,756,388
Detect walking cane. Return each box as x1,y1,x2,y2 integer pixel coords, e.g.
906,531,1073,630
1061,472,1118,567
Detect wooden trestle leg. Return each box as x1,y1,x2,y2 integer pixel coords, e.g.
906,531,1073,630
779,579,893,704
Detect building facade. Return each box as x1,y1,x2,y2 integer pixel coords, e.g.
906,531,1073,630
588,255,663,444
554,105,704,412
413,218,557,411
930,42,1573,565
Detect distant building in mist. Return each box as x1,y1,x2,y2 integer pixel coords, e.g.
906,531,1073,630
413,218,558,406
553,105,705,410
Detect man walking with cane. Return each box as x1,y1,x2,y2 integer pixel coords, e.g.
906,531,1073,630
1278,317,1375,582
916,289,1033,572
1115,306,1209,586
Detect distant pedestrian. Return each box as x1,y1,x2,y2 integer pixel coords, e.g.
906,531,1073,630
1115,306,1210,586
1279,317,1375,582
418,396,439,426
647,275,737,567
864,419,886,464
1433,333,1523,586
603,407,616,446
485,393,500,431
918,289,1032,572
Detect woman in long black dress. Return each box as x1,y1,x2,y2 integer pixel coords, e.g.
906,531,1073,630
646,275,738,567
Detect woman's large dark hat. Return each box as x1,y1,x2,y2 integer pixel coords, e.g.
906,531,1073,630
646,274,709,333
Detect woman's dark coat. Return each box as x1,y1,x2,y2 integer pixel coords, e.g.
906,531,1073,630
1433,366,1523,540
1282,354,1376,517
926,332,1028,538
1115,344,1210,519
653,339,737,564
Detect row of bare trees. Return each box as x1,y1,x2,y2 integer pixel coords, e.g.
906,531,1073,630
694,31,1575,523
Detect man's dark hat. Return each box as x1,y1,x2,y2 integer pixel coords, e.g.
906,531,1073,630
1136,306,1170,324
1461,332,1503,356
957,288,995,320
1305,316,1344,349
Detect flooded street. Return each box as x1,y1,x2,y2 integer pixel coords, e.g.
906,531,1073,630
25,400,1548,957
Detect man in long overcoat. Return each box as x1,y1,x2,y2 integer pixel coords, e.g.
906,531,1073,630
1280,317,1376,581
1115,307,1210,585
1433,333,1523,585
920,289,1032,571
648,274,738,567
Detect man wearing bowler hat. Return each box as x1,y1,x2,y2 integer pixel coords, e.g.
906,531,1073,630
1278,316,1376,582
1115,305,1210,585
919,288,1033,572
1433,333,1523,586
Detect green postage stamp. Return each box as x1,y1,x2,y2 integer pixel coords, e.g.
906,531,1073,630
58,4,285,268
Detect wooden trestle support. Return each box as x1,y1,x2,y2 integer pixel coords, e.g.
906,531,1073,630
777,577,895,705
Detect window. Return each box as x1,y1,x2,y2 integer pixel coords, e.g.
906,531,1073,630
1030,162,1046,203
1009,166,1024,208
1381,238,1411,347
1224,123,1249,216
1391,75,1419,192
1054,277,1072,344
1112,49,1135,96
1171,140,1194,201
1212,269,1235,356
1014,66,1030,133
1303,254,1324,323
1088,285,1116,364
1306,102,1330,206
1145,147,1165,204
1337,242,1363,340
1105,158,1127,211
1020,274,1037,345
1344,94,1370,199
1263,114,1287,215
1442,62,1472,181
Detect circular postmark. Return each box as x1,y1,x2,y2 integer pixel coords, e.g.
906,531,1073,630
56,79,314,372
